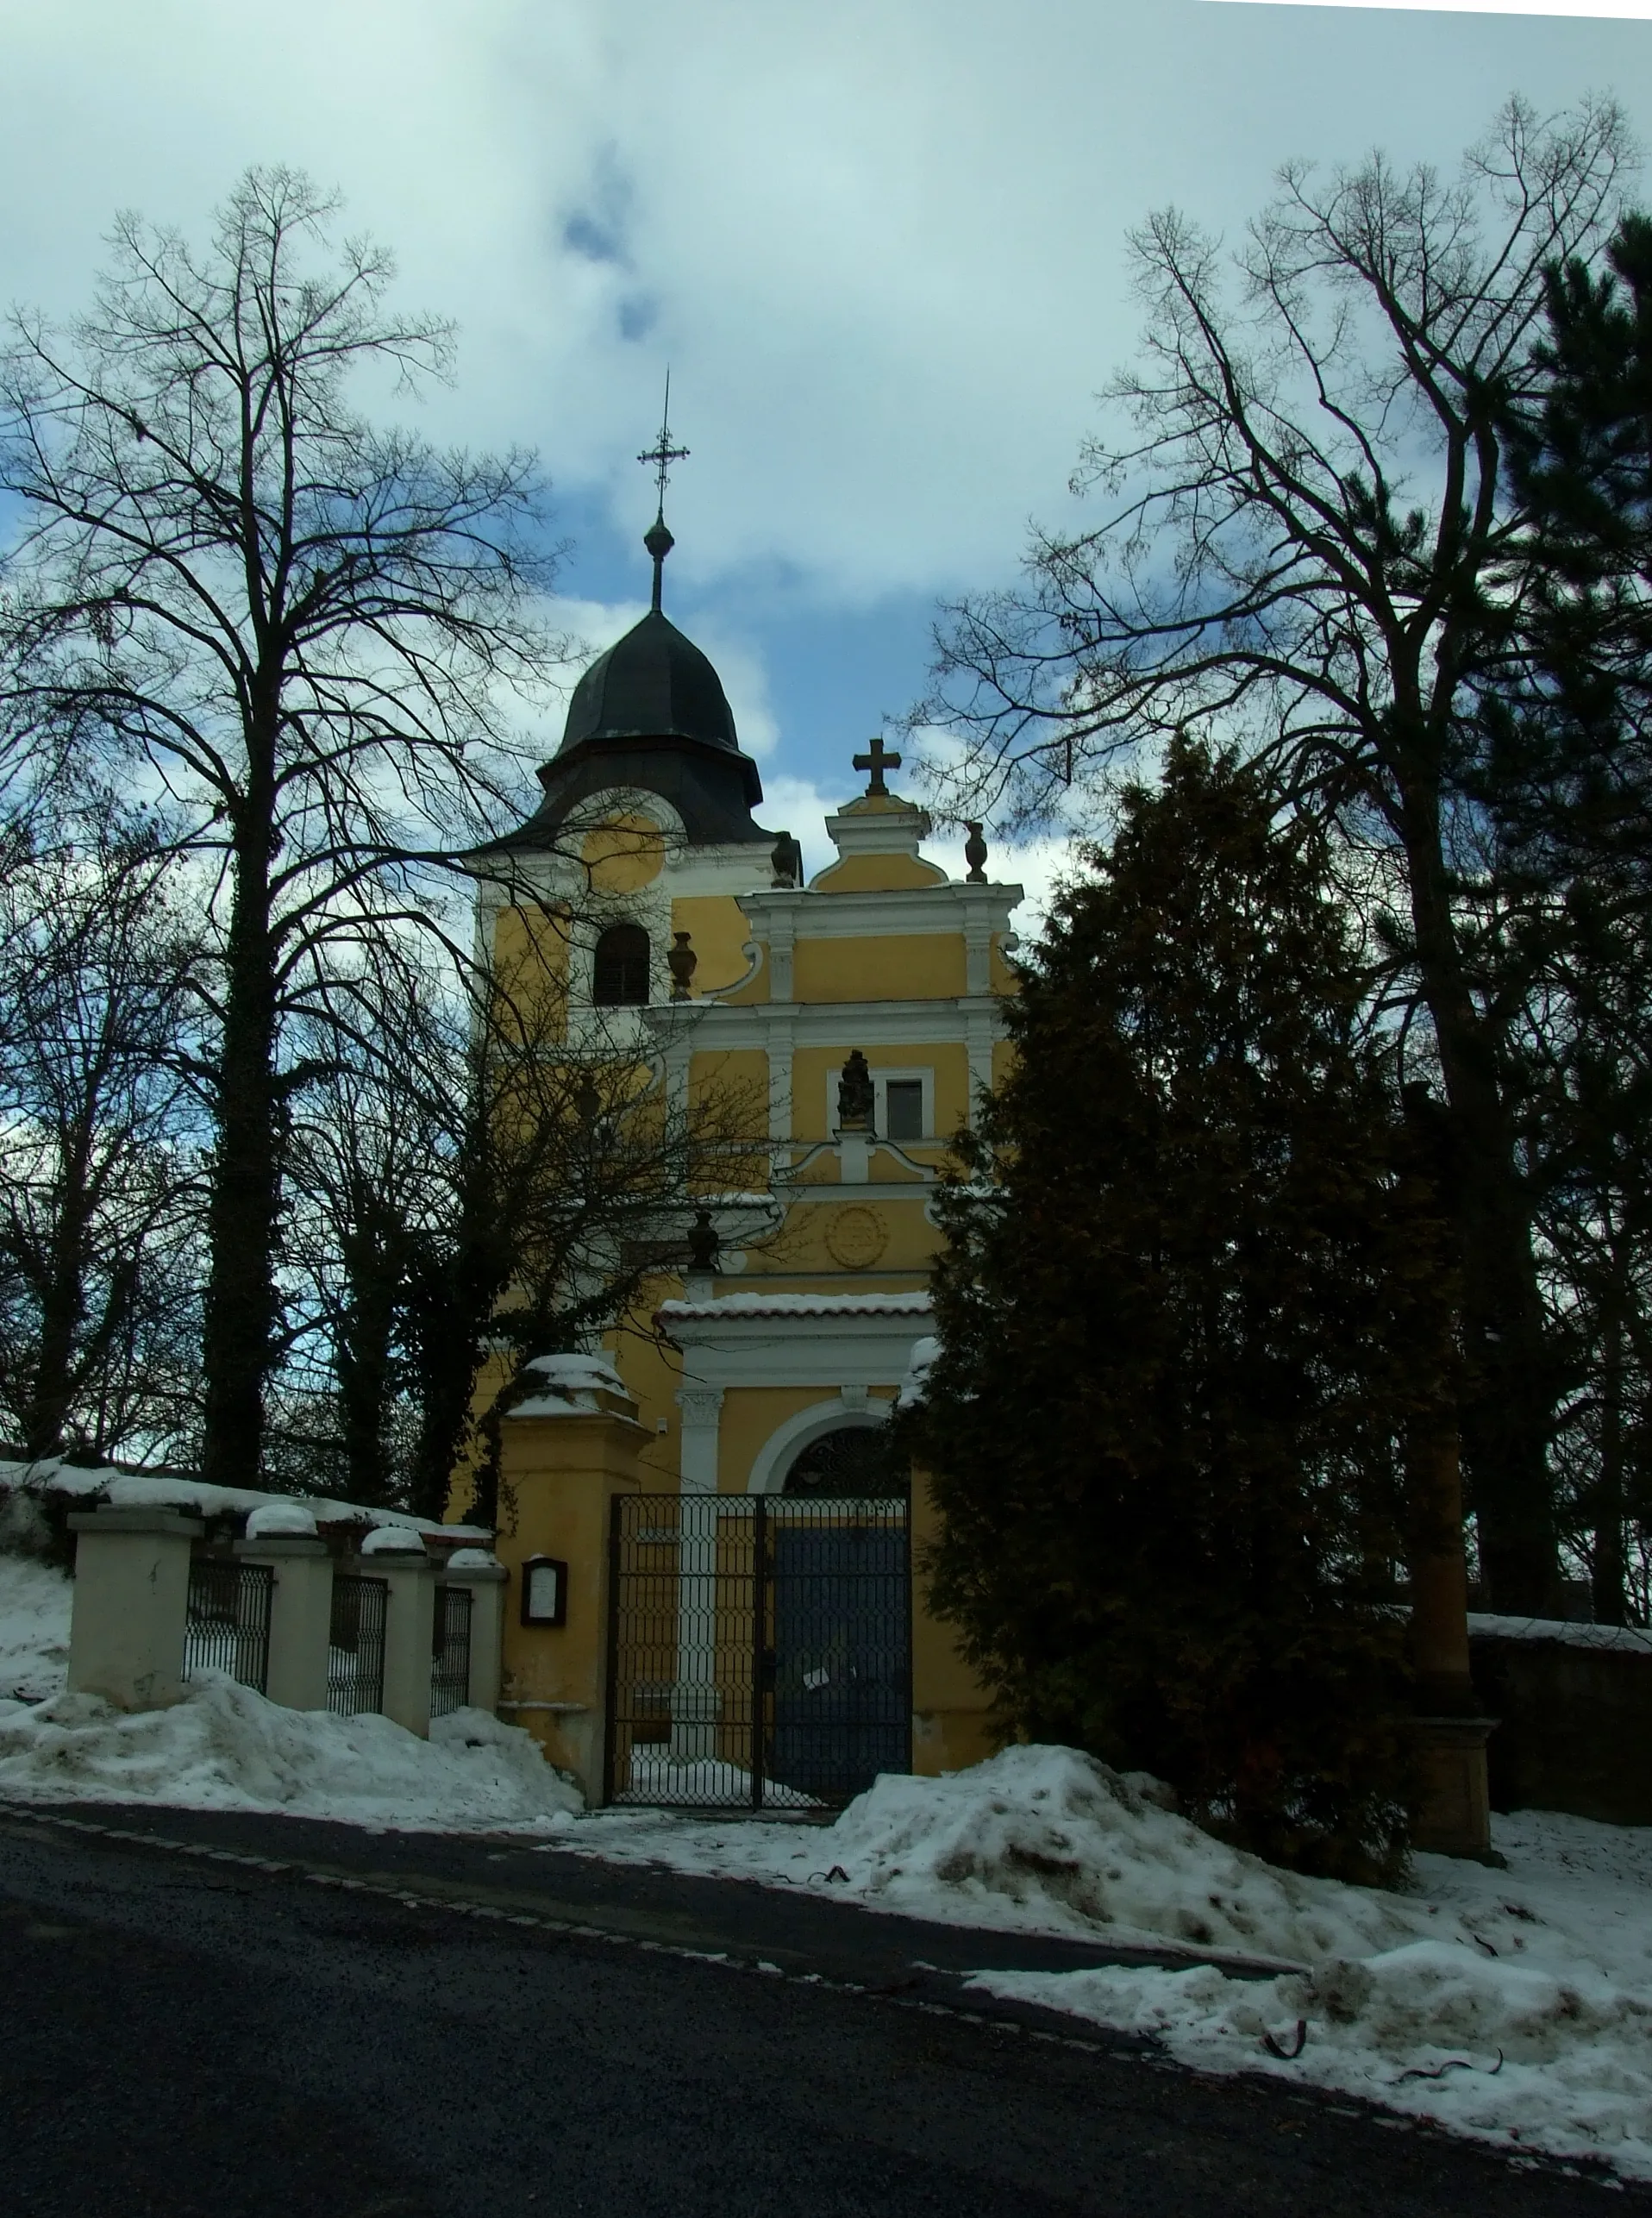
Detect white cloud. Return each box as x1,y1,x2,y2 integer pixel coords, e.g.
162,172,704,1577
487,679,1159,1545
3,0,1637,624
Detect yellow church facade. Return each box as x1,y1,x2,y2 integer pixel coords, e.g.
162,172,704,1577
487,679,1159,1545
460,536,1007,1806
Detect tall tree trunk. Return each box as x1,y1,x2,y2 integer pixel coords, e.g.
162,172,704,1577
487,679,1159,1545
1399,777,1558,1613
22,1121,95,1458
336,1201,401,1507
200,757,280,1489
1594,1288,1628,1626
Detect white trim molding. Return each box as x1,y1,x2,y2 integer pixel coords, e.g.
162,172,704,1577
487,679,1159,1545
659,1289,933,1394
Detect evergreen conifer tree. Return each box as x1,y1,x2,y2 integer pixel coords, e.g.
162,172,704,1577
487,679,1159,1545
907,742,1429,1880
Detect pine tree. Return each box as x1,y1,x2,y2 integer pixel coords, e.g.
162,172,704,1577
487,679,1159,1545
1483,214,1652,1620
907,742,1426,1881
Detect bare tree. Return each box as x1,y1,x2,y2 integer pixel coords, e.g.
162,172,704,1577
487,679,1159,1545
276,905,775,1519
0,803,203,1462
0,168,569,1487
917,99,1635,1611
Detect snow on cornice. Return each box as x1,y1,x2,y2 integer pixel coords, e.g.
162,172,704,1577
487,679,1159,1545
657,1290,933,1323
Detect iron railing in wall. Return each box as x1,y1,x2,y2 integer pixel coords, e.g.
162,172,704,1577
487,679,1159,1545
429,1584,472,1718
327,1572,387,1715
184,1559,273,1694
604,1492,910,1810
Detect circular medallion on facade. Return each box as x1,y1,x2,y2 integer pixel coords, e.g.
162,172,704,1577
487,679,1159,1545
824,1204,888,1271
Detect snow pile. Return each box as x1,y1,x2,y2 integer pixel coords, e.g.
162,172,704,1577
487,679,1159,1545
0,1676,581,1833
360,1523,427,1556
573,1746,1652,2179
246,1501,317,1538
822,1747,1428,1964
579,1745,1424,1964
0,1553,72,1703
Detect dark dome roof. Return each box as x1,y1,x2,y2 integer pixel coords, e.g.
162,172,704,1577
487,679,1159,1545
558,608,739,755
475,601,772,855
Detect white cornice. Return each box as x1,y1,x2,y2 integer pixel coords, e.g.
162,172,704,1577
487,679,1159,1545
682,995,1011,1049
739,882,1023,942
659,1291,933,1390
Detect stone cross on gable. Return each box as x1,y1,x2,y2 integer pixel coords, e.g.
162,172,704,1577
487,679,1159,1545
853,733,902,798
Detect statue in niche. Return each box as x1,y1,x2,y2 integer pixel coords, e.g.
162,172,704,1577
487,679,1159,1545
837,1049,874,1131
685,1207,721,1273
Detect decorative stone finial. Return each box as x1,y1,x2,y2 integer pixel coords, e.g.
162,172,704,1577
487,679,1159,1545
667,930,697,1000
771,829,801,887
964,821,988,882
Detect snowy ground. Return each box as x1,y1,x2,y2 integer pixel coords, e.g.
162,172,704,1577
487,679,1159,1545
0,1552,72,1704
566,1749,1652,2183
4,1551,1649,2177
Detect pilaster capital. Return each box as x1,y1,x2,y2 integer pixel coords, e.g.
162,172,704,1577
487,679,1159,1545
675,1386,725,1428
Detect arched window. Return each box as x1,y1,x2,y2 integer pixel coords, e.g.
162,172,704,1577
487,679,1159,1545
592,924,650,1006
782,1424,908,1500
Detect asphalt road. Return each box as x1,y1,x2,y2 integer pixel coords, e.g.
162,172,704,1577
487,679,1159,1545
0,1799,1639,2218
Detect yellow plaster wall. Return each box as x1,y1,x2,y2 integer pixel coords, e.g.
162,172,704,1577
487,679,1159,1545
910,1466,998,1775
770,1196,940,1279
792,934,966,1005
809,852,948,893
672,893,756,998
490,905,572,1043
581,811,664,893
686,1046,769,1122
601,1321,693,1491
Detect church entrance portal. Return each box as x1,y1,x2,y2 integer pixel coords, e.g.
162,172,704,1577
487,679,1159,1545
604,1471,910,1809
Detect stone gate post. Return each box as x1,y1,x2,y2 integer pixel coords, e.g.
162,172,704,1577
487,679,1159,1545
235,1507,335,1712
67,1507,202,1711
364,1528,436,1737
494,1356,646,1806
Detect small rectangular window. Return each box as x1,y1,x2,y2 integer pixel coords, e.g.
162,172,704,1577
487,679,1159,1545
884,1081,924,1141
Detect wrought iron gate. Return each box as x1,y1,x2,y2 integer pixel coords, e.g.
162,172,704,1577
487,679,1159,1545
184,1559,273,1693
328,1572,387,1715
604,1492,910,1809
429,1583,472,1717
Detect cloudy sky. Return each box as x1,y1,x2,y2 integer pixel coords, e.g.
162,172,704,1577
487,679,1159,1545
3,0,1649,890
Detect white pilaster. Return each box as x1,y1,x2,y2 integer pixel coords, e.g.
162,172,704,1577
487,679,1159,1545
767,1012,796,1143
676,1385,724,1494
673,1387,726,1763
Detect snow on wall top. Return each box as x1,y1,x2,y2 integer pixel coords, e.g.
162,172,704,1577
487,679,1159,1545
0,1458,488,1544
1468,1612,1652,1656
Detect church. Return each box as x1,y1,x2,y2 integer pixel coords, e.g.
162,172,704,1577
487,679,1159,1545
454,467,1017,1808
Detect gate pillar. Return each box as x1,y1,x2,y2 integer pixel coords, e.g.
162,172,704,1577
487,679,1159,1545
909,1464,995,1776
235,1532,334,1712
67,1507,202,1712
496,1367,646,1806
365,1532,436,1737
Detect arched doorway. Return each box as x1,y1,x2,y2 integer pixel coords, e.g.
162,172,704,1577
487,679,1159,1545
768,1425,910,1801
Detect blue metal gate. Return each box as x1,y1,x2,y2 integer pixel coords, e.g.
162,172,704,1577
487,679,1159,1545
604,1493,910,1809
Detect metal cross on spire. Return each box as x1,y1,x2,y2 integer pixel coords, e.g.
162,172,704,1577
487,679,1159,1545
636,371,689,612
